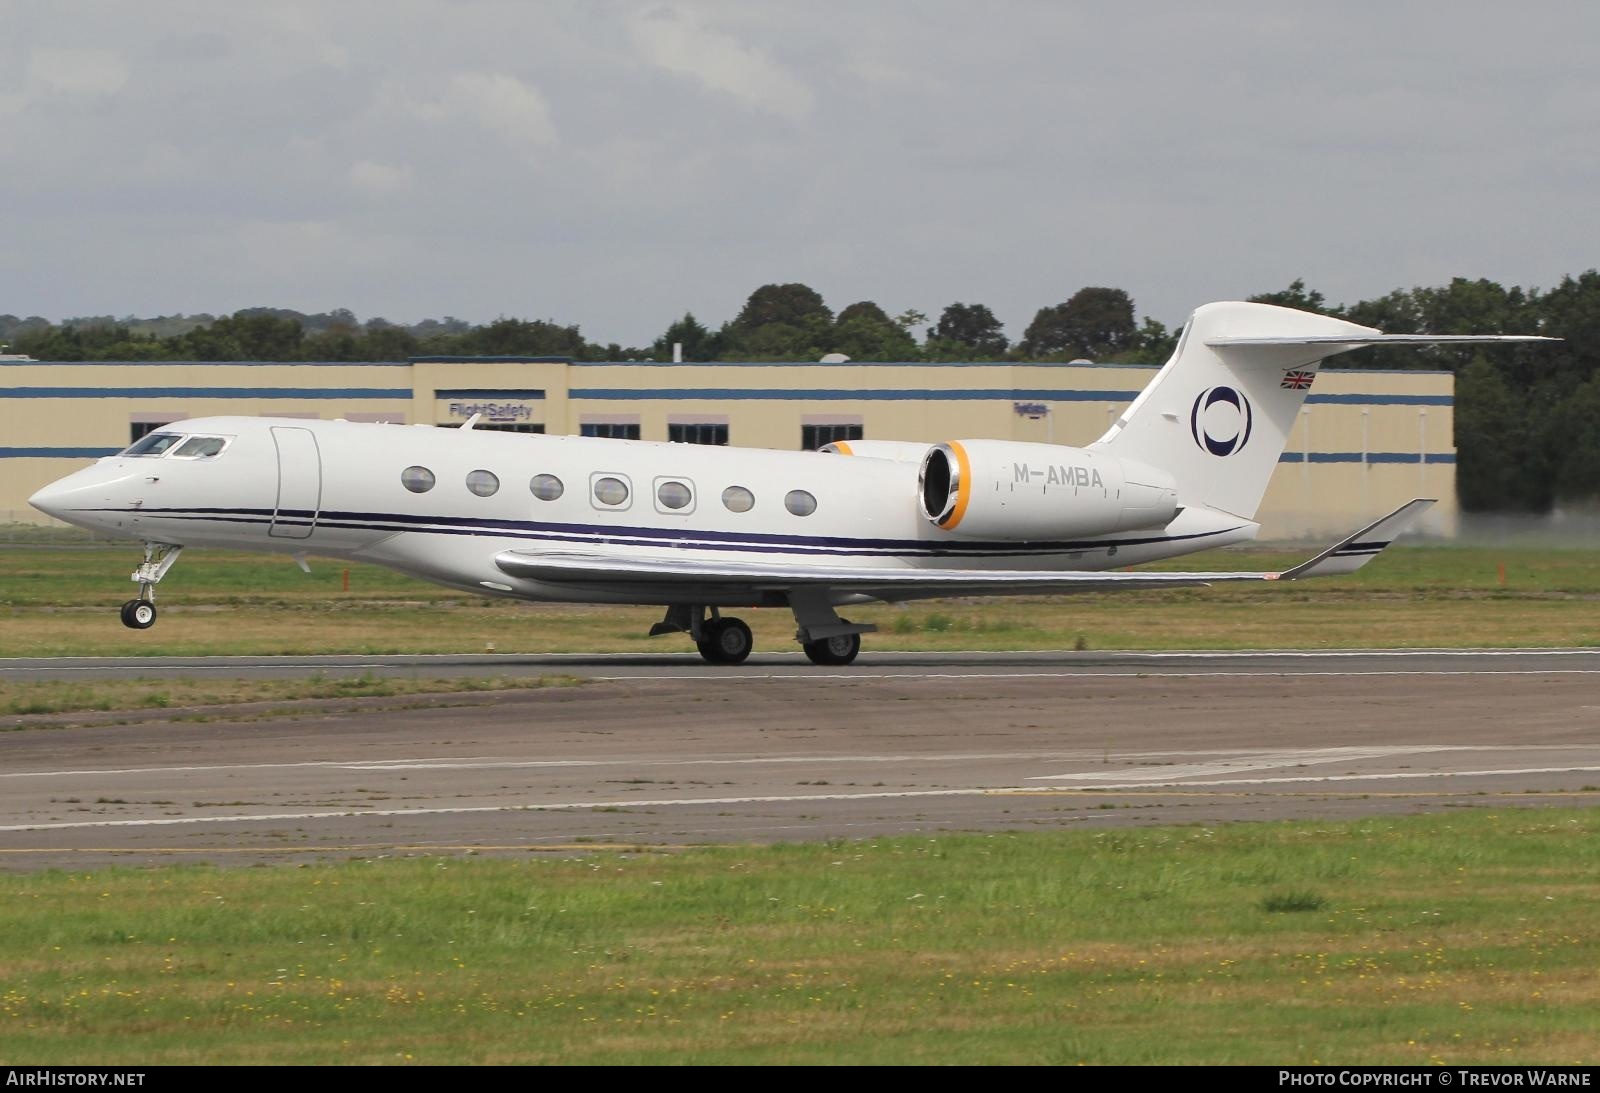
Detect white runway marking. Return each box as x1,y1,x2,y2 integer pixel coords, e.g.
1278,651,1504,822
5,762,1599,833
5,744,1593,781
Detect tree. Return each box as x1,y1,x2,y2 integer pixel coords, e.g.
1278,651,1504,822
721,282,834,360
929,302,1008,357
829,301,919,360
456,318,589,358
651,312,721,361
1248,279,1333,314
730,283,832,332
1455,355,1542,511
1018,287,1137,360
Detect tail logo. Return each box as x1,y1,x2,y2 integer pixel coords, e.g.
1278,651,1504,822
1191,386,1253,456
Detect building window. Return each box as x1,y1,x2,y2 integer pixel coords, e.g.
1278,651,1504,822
466,469,500,497
784,489,818,517
530,473,564,501
722,485,755,513
130,421,177,443
401,466,436,493
581,423,641,440
592,475,630,507
436,422,545,434
668,422,729,446
802,423,863,451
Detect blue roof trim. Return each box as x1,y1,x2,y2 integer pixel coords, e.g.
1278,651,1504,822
1278,452,1456,464
571,387,1451,405
411,355,572,364
0,387,411,399
435,389,546,399
1,447,122,458
7,360,411,367
1305,393,1452,406
570,388,1148,402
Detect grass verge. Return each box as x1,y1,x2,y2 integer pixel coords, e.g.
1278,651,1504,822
4,544,1600,656
0,809,1596,1064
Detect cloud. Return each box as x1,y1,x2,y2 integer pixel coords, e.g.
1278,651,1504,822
26,48,130,96
348,160,414,193
447,72,557,148
629,7,814,122
396,71,558,151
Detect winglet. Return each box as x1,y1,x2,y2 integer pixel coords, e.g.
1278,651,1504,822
1279,499,1436,580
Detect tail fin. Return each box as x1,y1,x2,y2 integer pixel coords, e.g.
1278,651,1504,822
1090,301,1549,520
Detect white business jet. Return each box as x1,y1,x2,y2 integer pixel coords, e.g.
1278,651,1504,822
28,301,1548,666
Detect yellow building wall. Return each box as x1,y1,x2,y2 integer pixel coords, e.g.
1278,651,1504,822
3,358,1455,538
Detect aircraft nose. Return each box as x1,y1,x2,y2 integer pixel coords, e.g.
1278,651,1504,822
28,479,71,521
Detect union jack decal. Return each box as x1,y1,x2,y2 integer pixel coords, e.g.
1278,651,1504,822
1280,369,1315,390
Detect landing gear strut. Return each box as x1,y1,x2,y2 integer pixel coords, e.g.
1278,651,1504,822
802,628,861,666
120,542,182,630
789,589,874,667
651,605,754,665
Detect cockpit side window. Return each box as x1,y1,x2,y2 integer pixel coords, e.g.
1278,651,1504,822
172,436,228,458
124,432,184,457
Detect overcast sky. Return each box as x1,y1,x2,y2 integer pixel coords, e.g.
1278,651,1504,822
3,1,1597,345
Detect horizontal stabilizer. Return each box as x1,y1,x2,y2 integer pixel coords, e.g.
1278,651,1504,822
1279,499,1436,580
1207,334,1555,350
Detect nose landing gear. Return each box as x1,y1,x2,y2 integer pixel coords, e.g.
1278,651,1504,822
120,542,183,630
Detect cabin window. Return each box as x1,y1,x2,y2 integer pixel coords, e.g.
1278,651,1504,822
784,489,817,517
124,432,184,457
401,466,436,493
722,485,755,513
172,436,228,458
655,479,693,511
530,473,564,501
466,469,500,497
592,475,630,507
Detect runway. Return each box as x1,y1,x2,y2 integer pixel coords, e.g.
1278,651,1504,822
7,647,1600,681
2,649,1598,869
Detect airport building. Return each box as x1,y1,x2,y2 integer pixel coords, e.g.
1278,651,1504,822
0,355,1456,538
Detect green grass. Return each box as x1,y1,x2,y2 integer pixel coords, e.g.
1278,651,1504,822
0,809,1595,1064
3,542,1600,656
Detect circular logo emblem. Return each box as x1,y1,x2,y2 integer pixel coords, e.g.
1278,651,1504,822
1190,386,1253,456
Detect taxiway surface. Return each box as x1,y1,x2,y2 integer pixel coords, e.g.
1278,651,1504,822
2,650,1597,869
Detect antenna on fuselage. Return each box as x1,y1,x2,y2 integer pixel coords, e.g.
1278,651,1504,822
461,413,482,430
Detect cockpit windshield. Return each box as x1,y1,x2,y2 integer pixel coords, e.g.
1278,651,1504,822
121,433,231,458
123,433,184,457
173,436,227,458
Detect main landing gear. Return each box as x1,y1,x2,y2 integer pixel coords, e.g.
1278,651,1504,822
650,605,754,664
119,542,182,630
650,593,877,667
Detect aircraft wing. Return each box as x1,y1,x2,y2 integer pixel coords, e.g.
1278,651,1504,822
493,499,1435,601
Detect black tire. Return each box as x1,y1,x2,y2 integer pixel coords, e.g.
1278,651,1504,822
803,629,861,666
120,599,157,630
696,617,753,665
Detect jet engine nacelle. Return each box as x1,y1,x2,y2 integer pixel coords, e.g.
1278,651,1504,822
818,439,932,463
919,440,1179,539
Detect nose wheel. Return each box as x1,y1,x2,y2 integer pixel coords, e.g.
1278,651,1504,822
119,542,183,630
119,600,157,629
